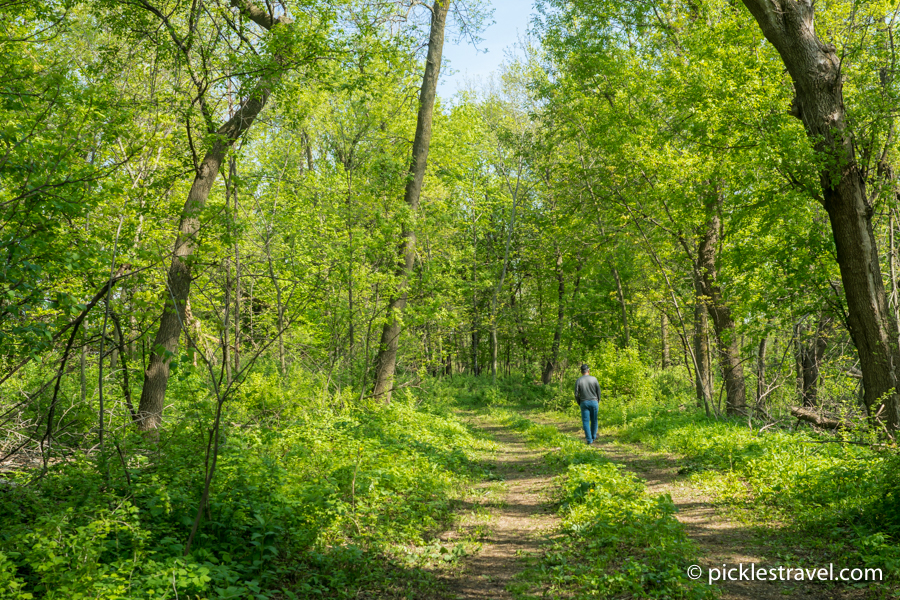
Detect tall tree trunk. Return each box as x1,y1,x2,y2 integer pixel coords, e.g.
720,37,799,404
611,265,629,347
506,338,511,377
371,0,449,402
110,310,136,420
136,1,285,431
511,284,530,377
491,192,517,384
795,317,829,407
302,130,314,172
542,247,564,384
265,227,287,375
756,334,768,409
80,333,87,405
347,204,354,375
471,211,479,376
661,312,671,369
223,261,232,385
693,295,713,408
566,256,584,356
890,209,900,354
696,190,747,416
741,0,900,429
231,157,241,377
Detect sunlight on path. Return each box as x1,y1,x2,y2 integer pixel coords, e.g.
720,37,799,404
523,414,868,600
435,411,869,600
439,415,559,599
580,429,862,600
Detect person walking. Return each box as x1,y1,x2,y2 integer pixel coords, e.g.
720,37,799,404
574,364,601,445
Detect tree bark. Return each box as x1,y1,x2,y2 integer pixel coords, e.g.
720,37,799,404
302,130,314,172
542,247,565,384
265,229,287,375
371,1,449,402
890,209,900,354
795,317,829,408
612,265,629,347
80,334,87,405
107,310,136,419
756,334,768,409
693,289,713,408
695,189,747,415
491,192,517,384
230,157,241,376
661,312,671,369
791,406,847,430
136,2,287,431
511,284,530,376
741,0,900,429
223,261,232,385
471,210,479,376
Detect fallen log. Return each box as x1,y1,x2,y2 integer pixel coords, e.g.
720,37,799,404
790,406,846,430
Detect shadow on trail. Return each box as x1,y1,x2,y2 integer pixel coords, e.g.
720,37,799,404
439,414,563,600
564,425,880,600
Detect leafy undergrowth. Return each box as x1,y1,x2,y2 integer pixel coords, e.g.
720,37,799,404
459,364,900,596
0,374,497,599
589,400,900,587
487,407,714,600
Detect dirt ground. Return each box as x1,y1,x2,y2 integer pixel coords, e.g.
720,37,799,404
436,412,877,600
438,415,560,599
591,434,863,600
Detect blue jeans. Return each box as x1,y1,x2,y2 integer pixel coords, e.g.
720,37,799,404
579,400,598,444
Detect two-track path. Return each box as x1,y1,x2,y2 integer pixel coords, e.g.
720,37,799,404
437,414,559,599
433,411,865,600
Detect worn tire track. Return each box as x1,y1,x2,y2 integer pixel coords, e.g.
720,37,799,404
437,414,559,599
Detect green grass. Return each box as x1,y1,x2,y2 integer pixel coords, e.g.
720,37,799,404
607,404,900,585
447,367,900,598
478,402,714,600
0,377,497,600
3,367,898,599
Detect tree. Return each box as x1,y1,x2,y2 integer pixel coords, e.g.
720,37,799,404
371,0,450,402
740,0,900,429
136,0,329,430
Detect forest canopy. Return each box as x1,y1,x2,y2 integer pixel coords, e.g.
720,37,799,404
2,0,900,598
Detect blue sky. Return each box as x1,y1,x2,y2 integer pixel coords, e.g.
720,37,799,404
438,0,537,97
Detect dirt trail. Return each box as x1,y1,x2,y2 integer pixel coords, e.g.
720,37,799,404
439,416,558,600
587,431,862,600
440,414,865,600
592,435,793,600
537,416,867,600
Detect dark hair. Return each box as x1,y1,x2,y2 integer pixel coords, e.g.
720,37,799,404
580,364,589,373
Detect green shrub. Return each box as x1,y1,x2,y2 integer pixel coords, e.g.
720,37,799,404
541,344,657,412
601,401,900,583
589,344,656,405
551,462,713,599
491,408,711,599
0,370,499,599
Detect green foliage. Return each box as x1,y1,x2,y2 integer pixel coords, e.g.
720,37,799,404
0,371,495,599
490,407,712,600
588,344,656,405
550,463,713,599
593,372,900,584
539,344,657,412
6,0,900,595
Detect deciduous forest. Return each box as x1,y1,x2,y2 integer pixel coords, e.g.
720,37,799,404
2,0,900,598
